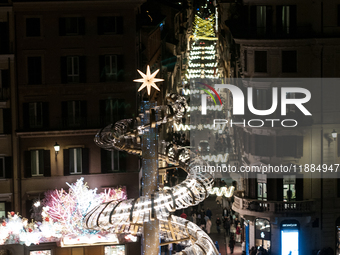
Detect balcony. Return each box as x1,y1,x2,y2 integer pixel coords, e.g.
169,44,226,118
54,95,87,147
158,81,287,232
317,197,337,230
232,195,315,217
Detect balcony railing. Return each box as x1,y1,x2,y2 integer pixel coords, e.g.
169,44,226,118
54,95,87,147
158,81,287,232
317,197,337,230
233,195,314,214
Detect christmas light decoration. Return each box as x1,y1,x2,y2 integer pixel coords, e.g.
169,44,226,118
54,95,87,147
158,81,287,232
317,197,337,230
133,65,164,95
0,179,128,247
88,93,233,255
209,186,235,198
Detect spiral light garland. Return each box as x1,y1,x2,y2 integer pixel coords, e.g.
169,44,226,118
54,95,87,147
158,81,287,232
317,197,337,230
84,94,234,255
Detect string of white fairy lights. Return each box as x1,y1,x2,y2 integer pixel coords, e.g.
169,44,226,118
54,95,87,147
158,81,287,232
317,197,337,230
85,94,234,255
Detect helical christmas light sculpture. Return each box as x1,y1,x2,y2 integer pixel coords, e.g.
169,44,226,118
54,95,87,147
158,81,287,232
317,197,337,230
84,94,234,255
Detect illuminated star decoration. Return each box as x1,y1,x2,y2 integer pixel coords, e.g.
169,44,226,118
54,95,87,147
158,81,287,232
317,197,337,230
133,65,164,95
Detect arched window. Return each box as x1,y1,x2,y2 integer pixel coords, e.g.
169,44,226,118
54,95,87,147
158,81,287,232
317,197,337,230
255,218,271,252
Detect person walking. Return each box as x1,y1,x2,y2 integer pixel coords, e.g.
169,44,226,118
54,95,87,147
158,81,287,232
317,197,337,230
236,223,242,242
206,218,212,234
216,217,222,234
229,235,235,254
206,208,212,219
215,241,220,252
180,211,187,219
223,217,230,236
200,217,206,231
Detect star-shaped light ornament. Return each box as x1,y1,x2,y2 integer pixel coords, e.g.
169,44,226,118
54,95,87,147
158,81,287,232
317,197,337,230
133,65,164,95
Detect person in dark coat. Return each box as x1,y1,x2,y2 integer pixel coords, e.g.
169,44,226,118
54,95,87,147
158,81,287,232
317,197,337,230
216,217,222,234
215,241,220,252
223,217,230,236
206,208,212,219
229,235,235,254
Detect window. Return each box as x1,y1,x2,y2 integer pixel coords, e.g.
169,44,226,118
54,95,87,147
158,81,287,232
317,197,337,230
29,102,43,128
23,102,48,130
285,92,295,113
256,6,267,35
283,175,296,201
0,202,5,219
101,148,127,173
0,108,11,134
254,51,267,72
0,157,4,178
0,157,11,178
61,56,86,83
67,56,79,83
105,245,125,255
59,17,85,36
69,148,82,174
257,174,267,201
26,18,40,37
30,149,44,176
27,57,42,85
61,101,87,128
276,5,297,34
98,16,123,35
254,89,267,110
282,50,297,73
276,136,303,157
24,150,50,178
30,251,52,255
100,99,127,125
63,148,89,176
250,135,274,157
99,55,124,82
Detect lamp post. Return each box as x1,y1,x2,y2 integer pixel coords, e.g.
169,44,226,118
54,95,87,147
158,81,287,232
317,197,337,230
54,142,60,160
332,129,337,140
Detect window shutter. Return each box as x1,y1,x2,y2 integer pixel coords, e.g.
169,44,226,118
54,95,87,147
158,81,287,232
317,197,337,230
117,55,124,81
63,149,70,176
23,103,29,130
276,177,283,201
296,136,303,158
276,5,283,33
1,69,9,88
266,6,272,35
99,100,106,126
276,136,283,157
99,55,105,82
82,148,89,174
4,156,12,178
59,18,66,36
250,134,256,155
296,175,303,201
81,101,87,127
117,17,124,34
61,101,68,128
289,5,297,34
60,57,67,84
79,56,86,83
78,17,85,35
3,108,11,134
24,151,32,178
249,177,256,199
43,150,51,177
42,102,49,129
5,202,11,214
267,178,275,201
101,149,109,173
97,17,104,35
249,6,257,36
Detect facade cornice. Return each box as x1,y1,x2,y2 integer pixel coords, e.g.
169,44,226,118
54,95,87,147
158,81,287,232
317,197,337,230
16,129,98,138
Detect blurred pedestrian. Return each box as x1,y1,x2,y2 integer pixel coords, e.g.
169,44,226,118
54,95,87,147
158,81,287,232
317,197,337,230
215,241,220,252
216,217,222,234
206,218,212,234
229,235,235,254
206,208,212,219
